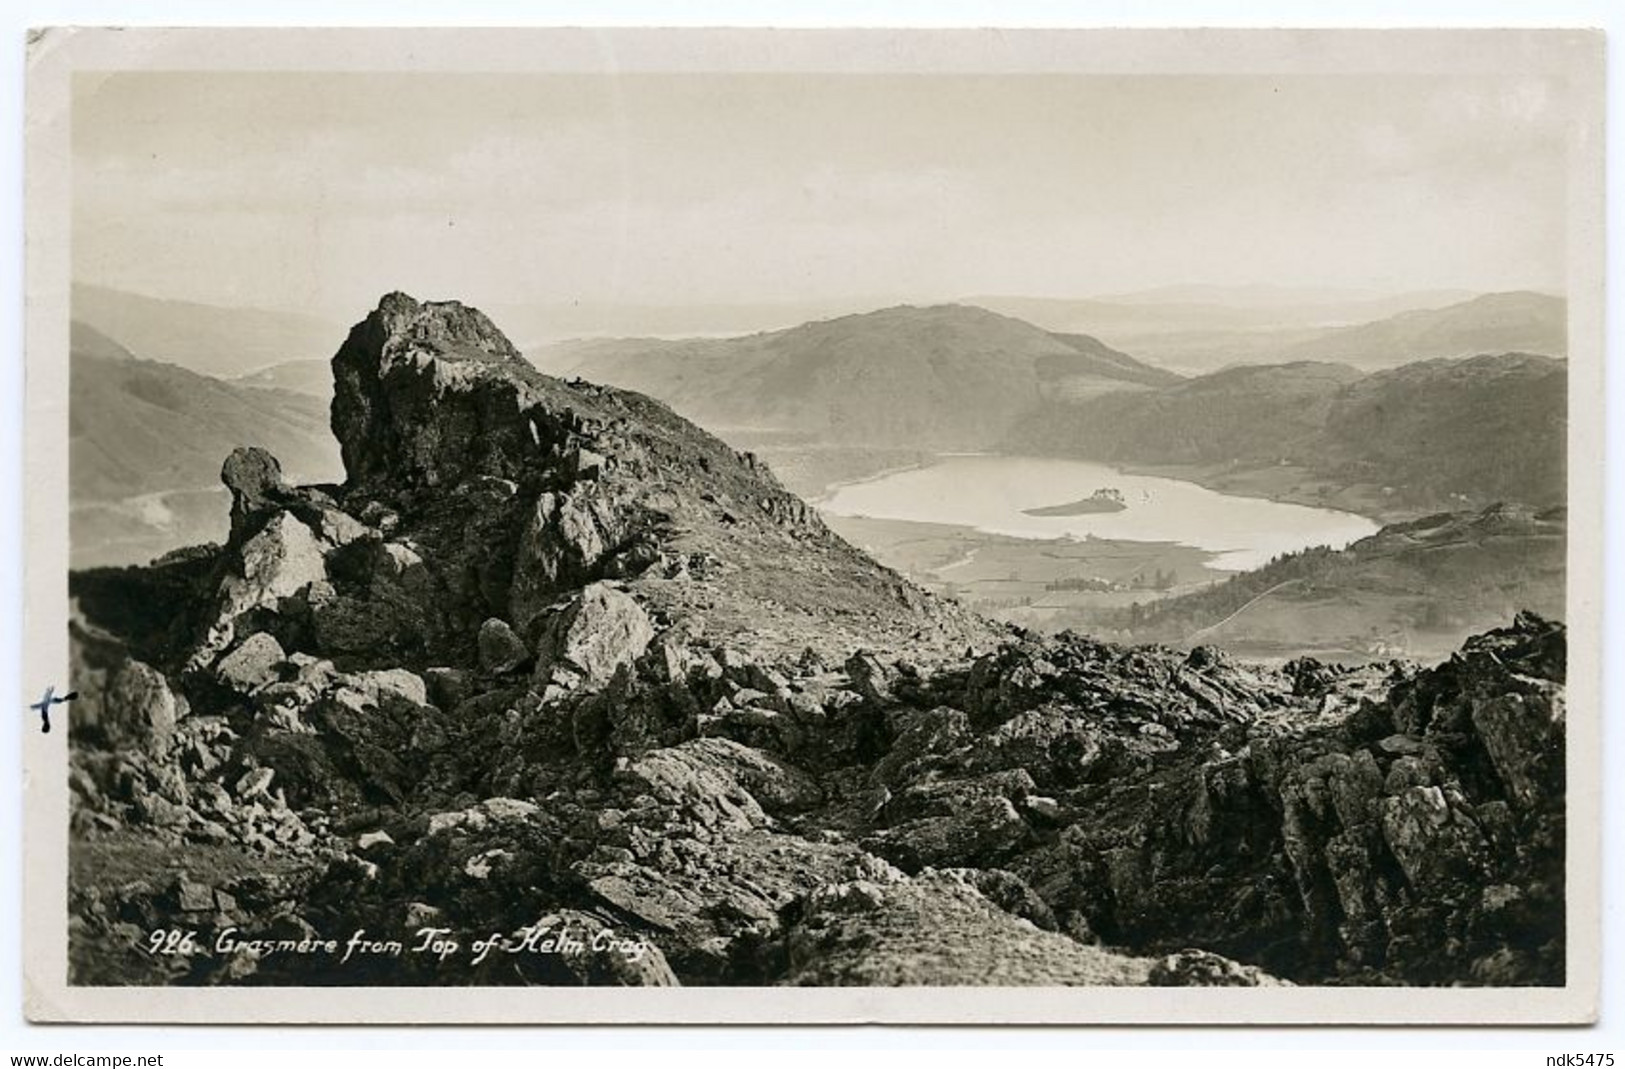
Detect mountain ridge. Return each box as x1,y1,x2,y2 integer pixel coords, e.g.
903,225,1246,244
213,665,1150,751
1008,350,1566,516
72,283,349,379
534,301,1178,449
66,292,1567,990
71,324,342,503
1275,292,1566,367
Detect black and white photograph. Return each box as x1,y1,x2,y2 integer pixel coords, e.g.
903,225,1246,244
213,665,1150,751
19,25,1606,1025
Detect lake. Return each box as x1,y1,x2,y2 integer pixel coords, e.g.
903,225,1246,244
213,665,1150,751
819,454,1380,571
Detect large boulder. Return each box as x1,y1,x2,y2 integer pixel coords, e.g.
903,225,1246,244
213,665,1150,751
215,633,287,694
100,659,180,753
477,618,528,674
1380,785,1491,895
532,582,654,689
1471,684,1564,810
614,737,824,830
508,487,638,634
214,513,328,629
785,869,1160,986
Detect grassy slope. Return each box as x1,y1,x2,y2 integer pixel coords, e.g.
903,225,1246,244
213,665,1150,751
1062,505,1566,662
1009,353,1566,519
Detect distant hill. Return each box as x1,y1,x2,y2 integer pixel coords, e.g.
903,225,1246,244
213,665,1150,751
70,323,343,566
72,342,340,502
69,320,138,363
973,290,1566,376
491,296,906,344
1085,284,1480,311
1080,504,1566,663
1318,352,1567,508
237,358,333,398
535,303,1179,449
1276,292,1566,367
966,288,1477,338
1007,360,1365,467
72,283,347,380
1008,352,1566,515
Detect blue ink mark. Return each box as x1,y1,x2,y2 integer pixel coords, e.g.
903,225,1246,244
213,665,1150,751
30,686,76,734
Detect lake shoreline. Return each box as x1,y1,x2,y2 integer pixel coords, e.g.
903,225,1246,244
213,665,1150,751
819,453,1381,573
1108,460,1416,526
805,457,937,506
795,446,1405,529
822,512,1224,629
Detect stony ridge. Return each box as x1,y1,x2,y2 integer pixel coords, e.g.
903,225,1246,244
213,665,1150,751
66,294,1566,989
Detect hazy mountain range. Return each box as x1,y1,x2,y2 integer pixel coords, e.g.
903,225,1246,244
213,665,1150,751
1264,291,1566,367
72,283,1562,391
1008,290,1566,375
538,290,1564,388
966,286,1478,340
71,283,348,380
66,284,1567,572
529,296,1564,518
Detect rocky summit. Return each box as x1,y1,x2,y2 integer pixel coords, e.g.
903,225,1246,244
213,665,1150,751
66,294,1565,988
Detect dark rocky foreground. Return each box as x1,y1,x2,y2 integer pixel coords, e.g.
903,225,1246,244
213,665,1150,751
67,294,1566,988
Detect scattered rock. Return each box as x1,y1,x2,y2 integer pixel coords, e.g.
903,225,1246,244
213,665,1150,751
426,797,539,836
235,768,275,800
173,878,215,914
1148,949,1292,987
211,512,329,636
357,830,395,851
216,633,287,693
477,618,528,674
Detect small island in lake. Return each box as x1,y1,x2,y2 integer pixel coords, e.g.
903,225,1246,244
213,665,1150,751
1022,486,1128,517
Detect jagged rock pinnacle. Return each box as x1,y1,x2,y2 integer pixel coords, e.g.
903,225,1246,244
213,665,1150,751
330,292,538,491
317,292,981,660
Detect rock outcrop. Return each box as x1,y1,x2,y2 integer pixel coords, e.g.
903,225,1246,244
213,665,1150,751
65,294,1567,990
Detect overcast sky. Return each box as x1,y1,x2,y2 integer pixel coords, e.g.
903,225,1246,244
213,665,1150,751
72,70,1573,316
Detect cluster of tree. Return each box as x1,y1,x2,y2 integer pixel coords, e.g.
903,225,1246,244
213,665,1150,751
1098,544,1351,642
1136,568,1179,592
965,594,1036,611
1043,569,1177,595
1044,576,1114,593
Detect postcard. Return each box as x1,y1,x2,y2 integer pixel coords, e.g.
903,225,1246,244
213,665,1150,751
22,26,1605,1023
